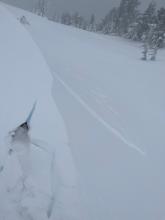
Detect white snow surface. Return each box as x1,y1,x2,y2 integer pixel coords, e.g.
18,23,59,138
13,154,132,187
1,3,165,220
0,3,81,220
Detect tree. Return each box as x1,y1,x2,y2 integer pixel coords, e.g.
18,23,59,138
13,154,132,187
133,2,157,42
117,0,140,35
71,12,86,29
140,1,165,60
51,12,60,22
99,8,118,34
156,7,165,47
88,14,96,31
127,21,140,40
157,7,165,31
35,0,47,17
61,12,72,25
141,24,159,61
143,1,157,25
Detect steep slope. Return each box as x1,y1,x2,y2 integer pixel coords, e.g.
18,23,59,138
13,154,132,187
0,4,83,220
7,5,165,220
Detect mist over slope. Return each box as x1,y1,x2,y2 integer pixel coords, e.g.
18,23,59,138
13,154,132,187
1,0,165,20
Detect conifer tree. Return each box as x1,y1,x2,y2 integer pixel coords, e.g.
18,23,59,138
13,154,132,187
35,0,47,17
117,0,140,35
88,14,96,32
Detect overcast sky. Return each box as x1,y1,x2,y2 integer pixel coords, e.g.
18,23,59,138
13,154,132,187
1,0,165,19
51,0,164,18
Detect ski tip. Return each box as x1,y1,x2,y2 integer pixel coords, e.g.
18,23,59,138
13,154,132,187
26,100,37,125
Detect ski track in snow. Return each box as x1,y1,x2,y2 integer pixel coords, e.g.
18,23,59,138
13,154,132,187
89,88,129,133
53,72,145,156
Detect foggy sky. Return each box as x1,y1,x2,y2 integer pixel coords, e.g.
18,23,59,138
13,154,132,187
1,0,164,19
51,0,164,19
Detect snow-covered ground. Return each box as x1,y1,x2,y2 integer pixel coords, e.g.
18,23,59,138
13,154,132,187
0,3,82,220
1,2,165,220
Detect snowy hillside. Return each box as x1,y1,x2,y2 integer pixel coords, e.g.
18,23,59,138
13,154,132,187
1,2,165,220
0,3,82,220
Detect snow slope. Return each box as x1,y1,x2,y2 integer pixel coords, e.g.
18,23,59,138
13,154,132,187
4,4,165,220
0,4,83,220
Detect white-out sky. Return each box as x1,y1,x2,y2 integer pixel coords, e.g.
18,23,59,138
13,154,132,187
0,0,165,19
50,0,164,19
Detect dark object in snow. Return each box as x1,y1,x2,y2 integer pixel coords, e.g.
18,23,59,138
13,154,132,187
20,122,29,131
19,16,30,25
7,101,37,152
10,102,37,138
26,101,37,125
0,102,37,173
47,196,55,218
9,102,37,140
8,148,13,155
0,165,4,173
13,102,37,136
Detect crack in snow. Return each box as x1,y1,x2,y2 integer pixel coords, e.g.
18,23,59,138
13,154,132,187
53,72,146,156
